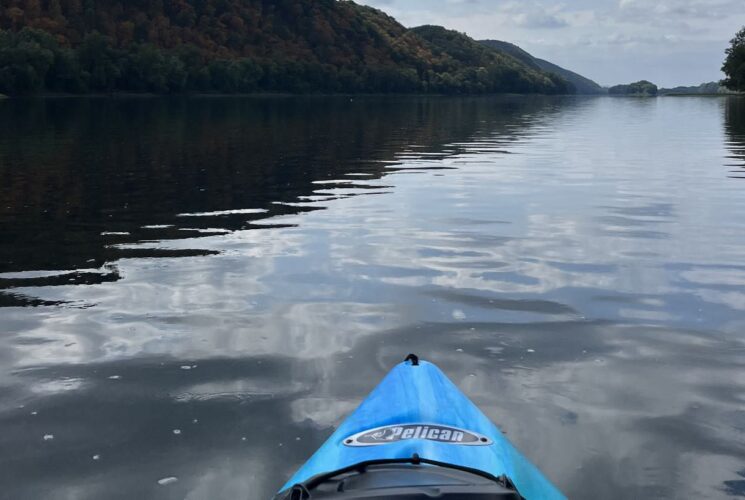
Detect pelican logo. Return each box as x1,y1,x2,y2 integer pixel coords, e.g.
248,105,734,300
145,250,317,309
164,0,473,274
343,424,492,447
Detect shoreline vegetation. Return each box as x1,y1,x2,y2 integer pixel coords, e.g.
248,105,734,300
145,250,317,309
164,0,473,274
0,91,566,99
0,87,740,100
608,80,658,97
0,0,581,97
1,3,740,98
605,80,741,97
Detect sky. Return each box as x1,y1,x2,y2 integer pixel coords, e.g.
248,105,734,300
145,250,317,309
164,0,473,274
358,0,745,88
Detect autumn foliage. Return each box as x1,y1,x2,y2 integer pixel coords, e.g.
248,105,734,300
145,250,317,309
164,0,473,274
0,0,572,95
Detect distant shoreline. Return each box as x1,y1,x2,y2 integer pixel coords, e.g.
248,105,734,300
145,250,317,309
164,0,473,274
661,93,742,97
0,91,593,99
1,92,739,100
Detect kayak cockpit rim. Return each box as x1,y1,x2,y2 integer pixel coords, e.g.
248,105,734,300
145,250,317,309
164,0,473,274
274,454,526,500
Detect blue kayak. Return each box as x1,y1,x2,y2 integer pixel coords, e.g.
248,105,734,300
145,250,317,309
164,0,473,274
274,354,567,499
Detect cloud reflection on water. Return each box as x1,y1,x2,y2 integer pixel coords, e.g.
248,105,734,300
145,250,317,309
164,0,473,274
1,96,745,499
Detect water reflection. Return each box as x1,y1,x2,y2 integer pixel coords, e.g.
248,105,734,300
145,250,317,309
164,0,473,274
725,96,745,177
1,96,745,500
0,96,560,291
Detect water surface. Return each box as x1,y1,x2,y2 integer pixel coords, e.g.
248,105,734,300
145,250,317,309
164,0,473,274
1,95,745,499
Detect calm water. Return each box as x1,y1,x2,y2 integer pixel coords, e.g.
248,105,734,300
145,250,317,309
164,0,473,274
1,95,745,500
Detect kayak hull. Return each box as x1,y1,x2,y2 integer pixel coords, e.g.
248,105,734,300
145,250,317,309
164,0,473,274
278,358,566,500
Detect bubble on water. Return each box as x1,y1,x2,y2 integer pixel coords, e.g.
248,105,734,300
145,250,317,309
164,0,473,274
108,375,121,380
92,454,100,460
452,309,466,320
192,419,198,424
180,366,192,370
43,434,54,441
295,437,301,441
527,349,535,353
456,348,464,352
31,411,38,415
241,437,247,441
172,429,181,435
157,477,178,486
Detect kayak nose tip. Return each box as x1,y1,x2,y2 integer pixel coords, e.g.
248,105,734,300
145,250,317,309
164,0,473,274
404,353,420,366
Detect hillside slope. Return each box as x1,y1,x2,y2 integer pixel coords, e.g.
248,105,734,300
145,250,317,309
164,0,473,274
480,40,603,94
411,26,571,95
0,0,570,95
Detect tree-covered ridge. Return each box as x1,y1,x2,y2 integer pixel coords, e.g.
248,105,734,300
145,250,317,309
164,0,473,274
608,80,658,96
0,0,571,95
410,26,571,94
479,39,604,95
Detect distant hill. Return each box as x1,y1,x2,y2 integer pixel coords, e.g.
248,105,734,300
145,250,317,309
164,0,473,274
480,40,604,94
660,82,739,95
0,0,570,96
609,80,658,96
411,26,571,95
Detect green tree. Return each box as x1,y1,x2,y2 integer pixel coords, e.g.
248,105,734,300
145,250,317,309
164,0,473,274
722,26,745,92
122,44,186,93
76,32,121,91
48,47,85,92
0,29,56,94
208,59,263,93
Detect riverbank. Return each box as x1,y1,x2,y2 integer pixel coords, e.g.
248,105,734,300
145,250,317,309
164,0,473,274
661,92,742,97
0,91,590,100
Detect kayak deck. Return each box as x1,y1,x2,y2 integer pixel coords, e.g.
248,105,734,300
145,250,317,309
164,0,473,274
275,355,566,500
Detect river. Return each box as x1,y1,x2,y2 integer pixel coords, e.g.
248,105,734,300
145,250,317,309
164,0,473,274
1,95,744,499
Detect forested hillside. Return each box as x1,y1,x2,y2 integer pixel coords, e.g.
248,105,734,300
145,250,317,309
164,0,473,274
412,26,571,94
0,0,570,95
480,40,604,94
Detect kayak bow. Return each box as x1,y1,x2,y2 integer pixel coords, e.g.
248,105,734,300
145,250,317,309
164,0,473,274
274,354,566,499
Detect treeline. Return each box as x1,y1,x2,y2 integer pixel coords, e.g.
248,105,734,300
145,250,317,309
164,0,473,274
412,26,571,95
608,80,658,97
0,0,571,96
479,39,604,94
659,82,736,96
0,28,429,94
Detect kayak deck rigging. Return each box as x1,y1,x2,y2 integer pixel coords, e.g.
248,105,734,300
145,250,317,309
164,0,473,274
275,454,524,499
